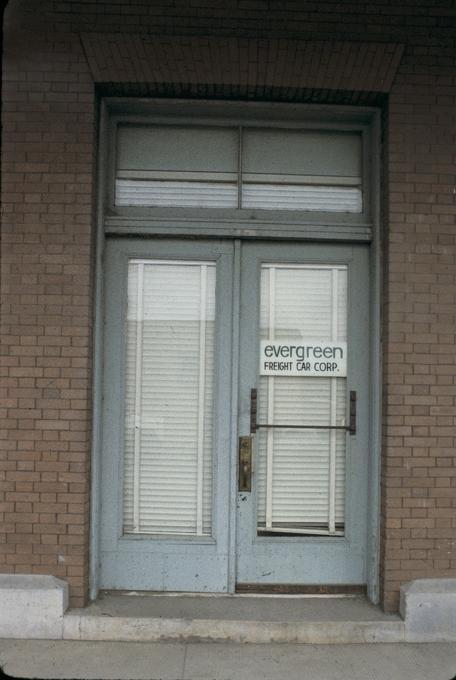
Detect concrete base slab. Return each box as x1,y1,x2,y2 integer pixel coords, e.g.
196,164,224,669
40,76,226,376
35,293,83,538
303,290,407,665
401,578,456,642
0,575,68,640
1,639,456,680
63,592,404,644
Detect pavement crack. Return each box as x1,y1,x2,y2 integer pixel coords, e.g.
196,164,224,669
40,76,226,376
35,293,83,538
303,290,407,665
182,642,188,680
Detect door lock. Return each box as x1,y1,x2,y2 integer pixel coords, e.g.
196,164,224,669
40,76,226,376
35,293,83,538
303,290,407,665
238,436,252,492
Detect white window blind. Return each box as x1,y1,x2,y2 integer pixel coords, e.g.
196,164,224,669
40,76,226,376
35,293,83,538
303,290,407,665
116,179,238,208
256,264,348,536
241,184,361,212
115,125,363,213
123,259,216,536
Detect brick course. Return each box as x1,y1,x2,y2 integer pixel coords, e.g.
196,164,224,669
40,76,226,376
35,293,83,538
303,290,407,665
2,0,456,611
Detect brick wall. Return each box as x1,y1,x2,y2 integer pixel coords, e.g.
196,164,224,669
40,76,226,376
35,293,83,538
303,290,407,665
1,9,96,606
2,0,456,611
381,44,456,610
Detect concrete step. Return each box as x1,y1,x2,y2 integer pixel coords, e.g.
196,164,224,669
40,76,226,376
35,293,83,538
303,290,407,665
63,592,405,644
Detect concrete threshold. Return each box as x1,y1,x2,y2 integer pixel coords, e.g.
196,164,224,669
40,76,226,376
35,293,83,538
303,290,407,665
63,592,405,644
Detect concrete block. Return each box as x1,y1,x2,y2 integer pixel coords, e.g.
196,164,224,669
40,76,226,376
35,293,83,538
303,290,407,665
63,613,404,644
62,593,405,644
0,574,68,639
401,578,456,642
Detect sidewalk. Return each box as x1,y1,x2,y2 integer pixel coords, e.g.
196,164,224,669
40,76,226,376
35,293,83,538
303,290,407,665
1,639,456,680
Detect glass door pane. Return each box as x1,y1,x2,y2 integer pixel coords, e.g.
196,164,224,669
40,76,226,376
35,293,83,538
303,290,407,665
256,264,348,536
123,259,216,536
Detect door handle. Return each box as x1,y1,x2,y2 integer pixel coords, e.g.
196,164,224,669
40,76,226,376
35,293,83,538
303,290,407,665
348,390,356,435
238,436,252,492
250,388,356,435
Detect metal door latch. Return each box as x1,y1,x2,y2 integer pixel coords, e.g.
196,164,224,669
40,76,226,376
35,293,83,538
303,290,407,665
238,436,252,492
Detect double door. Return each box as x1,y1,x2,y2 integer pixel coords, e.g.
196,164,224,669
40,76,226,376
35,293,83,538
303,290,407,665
100,238,370,591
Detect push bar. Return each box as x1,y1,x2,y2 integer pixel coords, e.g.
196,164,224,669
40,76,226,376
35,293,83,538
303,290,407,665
250,388,356,435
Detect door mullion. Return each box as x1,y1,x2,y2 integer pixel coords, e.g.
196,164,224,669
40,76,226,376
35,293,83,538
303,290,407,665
229,238,242,593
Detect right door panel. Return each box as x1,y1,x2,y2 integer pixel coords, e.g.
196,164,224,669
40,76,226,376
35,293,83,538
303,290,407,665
236,242,370,586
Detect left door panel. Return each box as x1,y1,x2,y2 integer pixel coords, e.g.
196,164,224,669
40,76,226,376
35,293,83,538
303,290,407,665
100,239,234,591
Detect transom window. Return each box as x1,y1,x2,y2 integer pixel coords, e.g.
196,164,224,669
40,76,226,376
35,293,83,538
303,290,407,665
114,125,363,213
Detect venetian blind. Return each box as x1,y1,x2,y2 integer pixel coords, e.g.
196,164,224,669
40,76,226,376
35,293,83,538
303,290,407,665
123,260,216,536
257,264,347,535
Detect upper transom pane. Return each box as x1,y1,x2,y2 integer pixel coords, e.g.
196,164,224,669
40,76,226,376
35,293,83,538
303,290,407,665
114,124,363,213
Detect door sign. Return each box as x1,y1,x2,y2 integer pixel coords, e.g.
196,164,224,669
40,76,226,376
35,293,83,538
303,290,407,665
260,340,347,377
